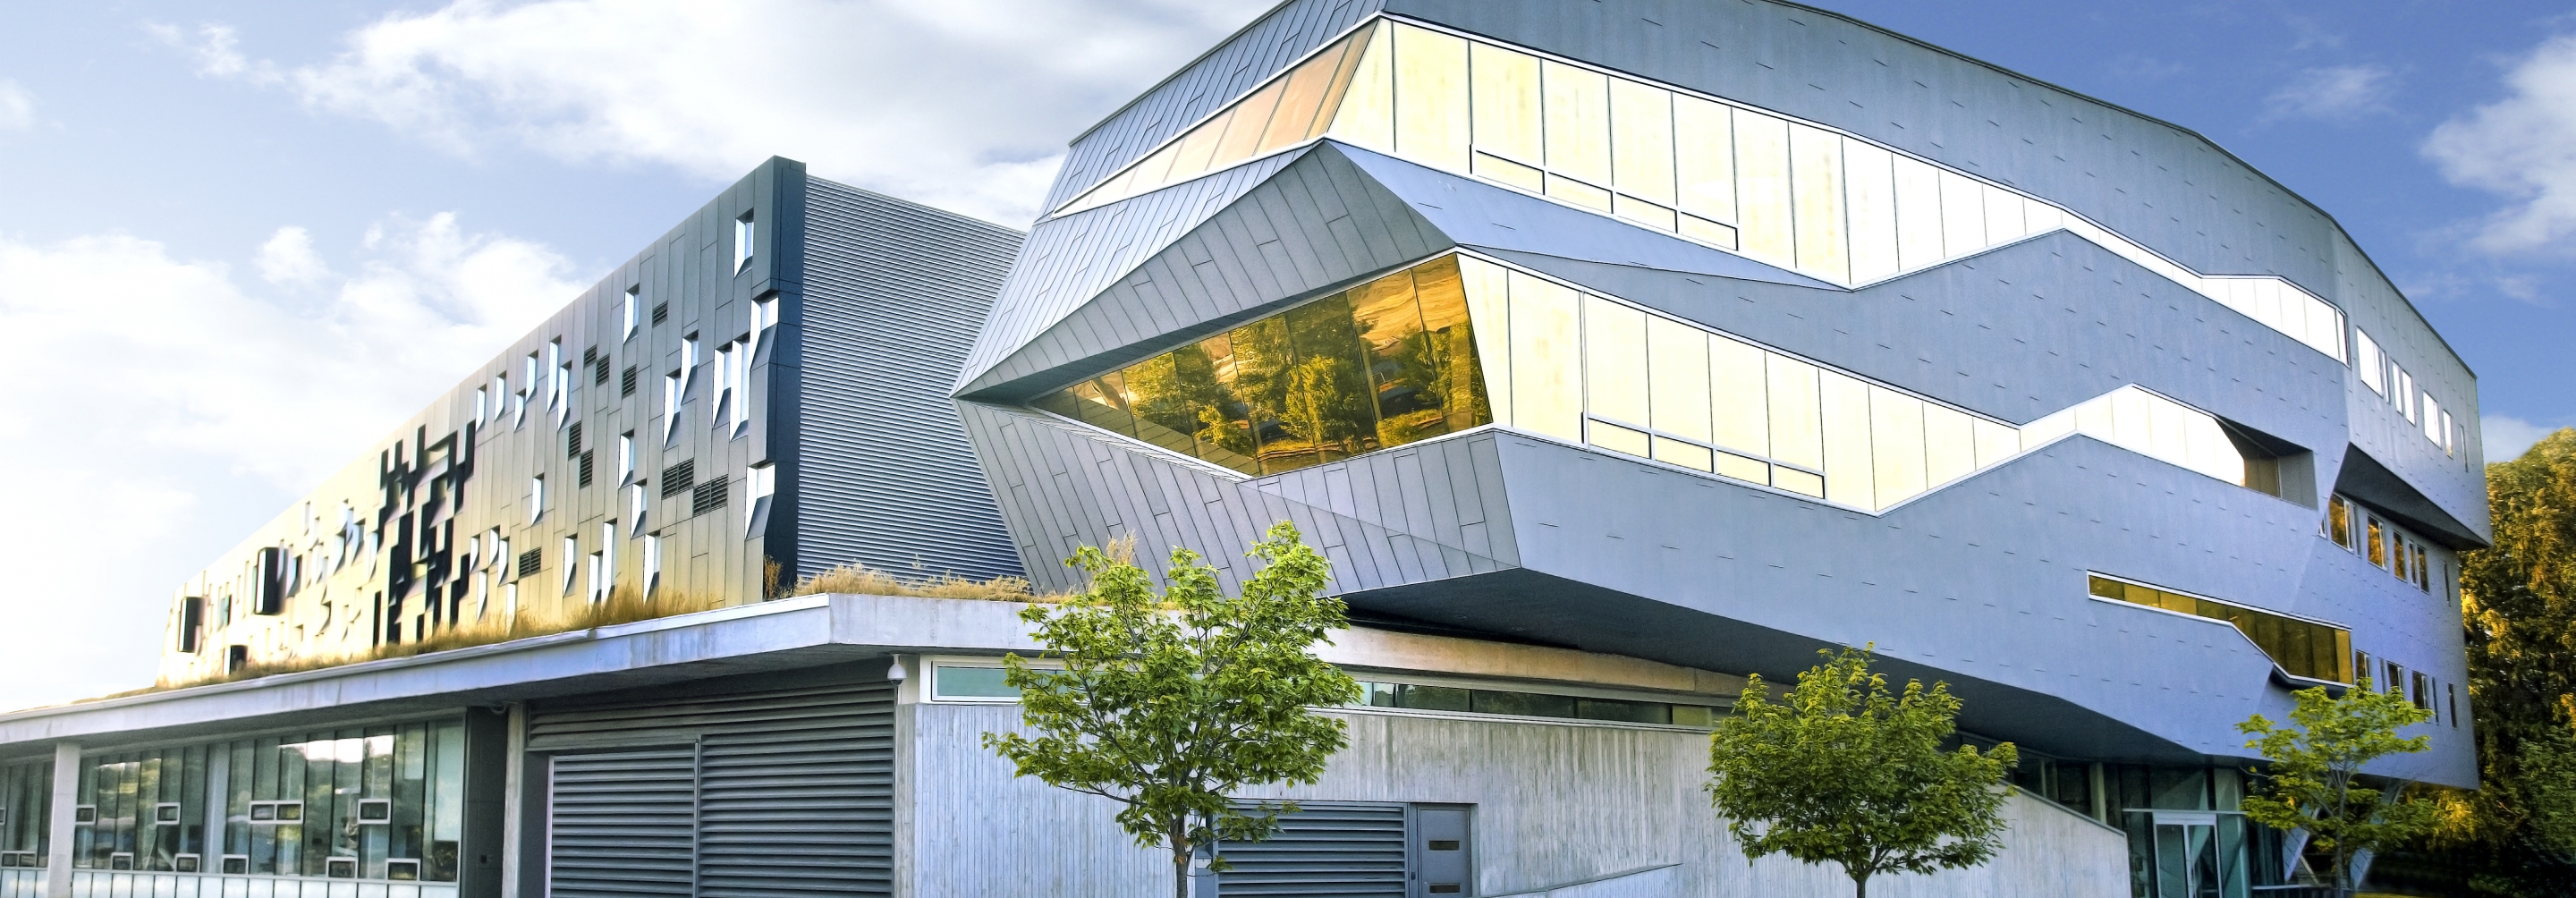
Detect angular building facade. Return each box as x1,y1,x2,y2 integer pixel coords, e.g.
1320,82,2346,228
0,3,2485,898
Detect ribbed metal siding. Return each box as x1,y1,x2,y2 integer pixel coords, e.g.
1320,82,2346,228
547,749,698,898
530,680,896,898
795,179,1024,582
1216,802,1409,896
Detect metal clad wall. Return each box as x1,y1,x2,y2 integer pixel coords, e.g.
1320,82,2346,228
530,676,896,898
1043,0,1387,212
965,147,1451,399
956,402,1514,595
546,749,698,898
957,150,1311,393
793,180,1024,582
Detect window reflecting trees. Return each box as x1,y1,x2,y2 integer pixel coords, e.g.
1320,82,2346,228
1036,256,1489,476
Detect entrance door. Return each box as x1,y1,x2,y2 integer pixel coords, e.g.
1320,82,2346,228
2150,811,2224,898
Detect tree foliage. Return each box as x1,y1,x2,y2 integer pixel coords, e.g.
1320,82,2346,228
2238,679,2436,894
2449,427,2576,894
982,521,1362,898
1707,646,2018,898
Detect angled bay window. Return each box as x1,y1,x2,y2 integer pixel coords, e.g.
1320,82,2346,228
2089,575,2351,684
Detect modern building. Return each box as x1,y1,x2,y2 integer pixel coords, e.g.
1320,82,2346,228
0,2,2485,897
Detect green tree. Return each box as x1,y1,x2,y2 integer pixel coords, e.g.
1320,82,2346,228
2451,427,2576,894
982,522,1363,898
2238,679,2436,896
1707,646,2019,898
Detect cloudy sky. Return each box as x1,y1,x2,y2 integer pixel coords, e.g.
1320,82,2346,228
2,0,2572,707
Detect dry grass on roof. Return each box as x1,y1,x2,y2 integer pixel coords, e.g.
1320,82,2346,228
784,563,1073,604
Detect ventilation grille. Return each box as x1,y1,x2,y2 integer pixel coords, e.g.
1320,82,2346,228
593,358,612,385
517,549,542,579
651,301,669,325
567,421,584,457
581,345,597,366
692,477,728,516
1216,802,1409,896
620,366,639,397
661,460,695,497
578,451,596,487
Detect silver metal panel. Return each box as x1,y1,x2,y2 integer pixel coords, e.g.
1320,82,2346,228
958,149,1311,395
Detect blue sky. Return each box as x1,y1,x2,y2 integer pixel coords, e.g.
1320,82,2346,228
1,0,2569,706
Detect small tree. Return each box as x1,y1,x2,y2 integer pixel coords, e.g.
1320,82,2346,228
983,521,1362,898
1708,646,2018,898
2239,678,2437,896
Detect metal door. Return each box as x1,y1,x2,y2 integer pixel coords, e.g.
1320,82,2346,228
1409,805,1471,896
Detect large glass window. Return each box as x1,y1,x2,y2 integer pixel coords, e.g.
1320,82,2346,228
67,719,465,882
1044,252,2284,514
1035,256,1490,476
2089,575,2351,683
0,761,48,868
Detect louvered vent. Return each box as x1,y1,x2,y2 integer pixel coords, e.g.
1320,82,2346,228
621,366,639,397
594,358,612,385
517,548,542,579
568,421,584,457
692,477,728,516
1216,802,1409,896
661,460,695,497
651,301,668,325
578,451,596,487
545,749,697,898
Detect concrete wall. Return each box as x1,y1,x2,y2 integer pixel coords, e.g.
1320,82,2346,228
902,701,2124,897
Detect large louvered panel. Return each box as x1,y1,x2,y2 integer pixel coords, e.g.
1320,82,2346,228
694,692,894,898
1216,802,1410,897
547,748,697,898
531,678,896,898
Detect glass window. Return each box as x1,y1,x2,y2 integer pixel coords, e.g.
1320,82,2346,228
1733,109,1794,265
1392,24,1470,172
1469,42,1540,165
932,665,1020,699
1673,95,1735,225
2327,496,2354,549
1,760,50,864
1608,77,1675,206
2368,517,2387,568
733,211,754,272
1788,123,1849,282
1506,270,1583,442
1062,24,1377,216
1843,139,1900,284
2089,574,2351,683
1540,60,1610,188
1582,295,1648,426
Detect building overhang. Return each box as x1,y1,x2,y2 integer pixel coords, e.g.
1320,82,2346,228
0,593,1741,761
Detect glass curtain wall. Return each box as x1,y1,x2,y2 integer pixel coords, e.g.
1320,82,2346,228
1041,253,2280,513
1056,18,2348,361
2087,575,2351,682
66,719,464,882
1035,255,1491,476
0,761,47,868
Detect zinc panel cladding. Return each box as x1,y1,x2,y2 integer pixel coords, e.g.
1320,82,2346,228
955,149,1311,394
794,180,1023,583
530,677,899,898
547,749,698,898
956,402,1513,596
962,147,1449,400
1214,802,1409,896
1043,0,1387,212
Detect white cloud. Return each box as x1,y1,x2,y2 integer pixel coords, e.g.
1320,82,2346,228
2483,415,2567,462
257,225,329,284
2265,64,2394,121
2425,33,2576,257
0,79,32,131
201,0,1272,226
0,218,580,707
146,21,267,80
